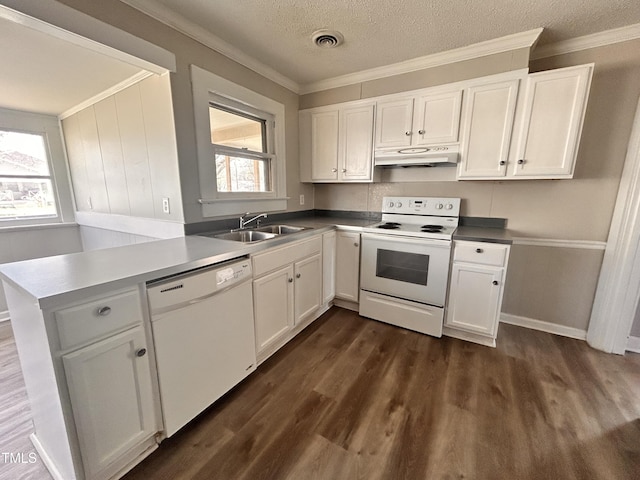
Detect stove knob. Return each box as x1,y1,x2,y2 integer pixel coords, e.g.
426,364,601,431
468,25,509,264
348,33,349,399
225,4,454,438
388,201,395,208
435,203,443,210
445,203,453,210
396,202,403,208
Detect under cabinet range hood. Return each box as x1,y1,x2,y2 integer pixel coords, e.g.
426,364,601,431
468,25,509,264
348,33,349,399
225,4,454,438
374,145,459,167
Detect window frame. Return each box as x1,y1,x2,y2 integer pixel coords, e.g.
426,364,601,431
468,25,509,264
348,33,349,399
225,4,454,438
191,65,287,217
0,109,74,228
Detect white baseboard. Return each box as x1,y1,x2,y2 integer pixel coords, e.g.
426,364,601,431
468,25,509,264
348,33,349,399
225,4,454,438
626,336,640,353
500,313,587,340
0,310,10,323
30,434,65,480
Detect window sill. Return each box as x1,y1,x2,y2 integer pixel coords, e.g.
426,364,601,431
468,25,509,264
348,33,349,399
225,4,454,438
0,221,78,233
199,197,289,218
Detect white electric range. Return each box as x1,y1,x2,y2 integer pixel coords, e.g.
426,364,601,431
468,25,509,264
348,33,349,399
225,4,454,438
359,196,461,337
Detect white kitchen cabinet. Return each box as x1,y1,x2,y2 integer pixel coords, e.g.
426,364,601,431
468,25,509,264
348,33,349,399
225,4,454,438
322,231,337,304
252,235,324,361
510,64,593,178
374,88,463,149
457,64,593,180
457,79,520,178
63,326,157,480
253,265,295,354
335,231,361,302
294,253,322,323
300,100,375,183
445,241,510,347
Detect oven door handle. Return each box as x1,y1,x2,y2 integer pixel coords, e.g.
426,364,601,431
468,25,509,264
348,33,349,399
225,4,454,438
361,232,451,248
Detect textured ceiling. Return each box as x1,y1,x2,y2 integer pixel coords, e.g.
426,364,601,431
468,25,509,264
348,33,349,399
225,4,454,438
130,0,640,86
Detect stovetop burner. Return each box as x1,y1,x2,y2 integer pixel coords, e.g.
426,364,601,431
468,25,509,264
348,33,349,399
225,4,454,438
377,222,401,230
421,224,444,230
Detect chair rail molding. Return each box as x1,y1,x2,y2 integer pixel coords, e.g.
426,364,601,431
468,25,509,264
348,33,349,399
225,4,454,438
588,96,640,354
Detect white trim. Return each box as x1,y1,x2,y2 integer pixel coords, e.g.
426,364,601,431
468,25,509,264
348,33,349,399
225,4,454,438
626,336,640,354
500,313,587,341
0,309,9,323
0,2,175,74
59,71,154,120
511,237,607,250
30,433,65,480
442,326,496,348
588,97,640,354
120,0,298,93
300,28,543,94
74,211,184,239
532,23,640,60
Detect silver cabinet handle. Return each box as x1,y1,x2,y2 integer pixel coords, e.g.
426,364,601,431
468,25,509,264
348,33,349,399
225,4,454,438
97,306,111,316
331,168,337,172
288,278,293,283
499,160,506,166
476,248,483,253
354,242,359,247
342,168,347,173
296,273,301,278
518,159,525,165
136,348,147,357
405,131,412,136
492,280,499,286
418,129,425,135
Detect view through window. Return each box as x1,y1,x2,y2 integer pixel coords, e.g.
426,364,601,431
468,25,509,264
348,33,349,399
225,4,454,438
0,130,57,220
209,104,272,193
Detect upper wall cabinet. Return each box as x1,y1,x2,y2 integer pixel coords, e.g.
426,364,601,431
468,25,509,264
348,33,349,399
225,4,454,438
374,88,463,149
457,64,593,180
300,100,376,183
510,64,594,179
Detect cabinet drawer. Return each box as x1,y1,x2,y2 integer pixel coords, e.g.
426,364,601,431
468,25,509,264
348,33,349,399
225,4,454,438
454,242,508,267
55,289,143,350
253,236,322,277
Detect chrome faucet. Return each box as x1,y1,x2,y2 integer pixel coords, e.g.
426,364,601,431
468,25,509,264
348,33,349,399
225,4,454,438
239,212,267,229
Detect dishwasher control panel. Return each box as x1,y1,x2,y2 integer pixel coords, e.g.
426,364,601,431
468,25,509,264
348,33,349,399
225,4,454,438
147,257,252,313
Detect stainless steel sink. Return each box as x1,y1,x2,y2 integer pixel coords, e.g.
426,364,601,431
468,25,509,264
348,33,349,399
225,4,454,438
255,224,308,234
213,230,277,243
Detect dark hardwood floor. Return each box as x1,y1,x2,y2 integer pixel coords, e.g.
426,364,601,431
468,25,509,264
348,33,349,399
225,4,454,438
2,308,639,479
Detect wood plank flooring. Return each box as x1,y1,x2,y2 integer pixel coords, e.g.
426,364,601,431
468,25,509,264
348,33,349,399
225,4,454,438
0,323,52,480
1,308,639,479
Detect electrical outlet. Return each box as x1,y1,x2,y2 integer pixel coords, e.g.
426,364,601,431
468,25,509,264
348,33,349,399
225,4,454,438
162,197,170,214
299,194,305,205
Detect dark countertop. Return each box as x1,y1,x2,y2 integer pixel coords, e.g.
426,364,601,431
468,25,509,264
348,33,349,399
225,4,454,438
453,226,513,245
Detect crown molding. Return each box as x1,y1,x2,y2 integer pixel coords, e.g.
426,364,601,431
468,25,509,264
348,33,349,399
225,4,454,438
120,0,300,94
299,28,544,94
532,22,640,60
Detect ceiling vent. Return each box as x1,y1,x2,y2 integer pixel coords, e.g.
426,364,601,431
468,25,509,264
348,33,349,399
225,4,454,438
311,30,344,48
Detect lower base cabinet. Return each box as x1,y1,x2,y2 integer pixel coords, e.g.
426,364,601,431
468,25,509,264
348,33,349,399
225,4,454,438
63,326,157,480
445,241,510,347
252,235,323,361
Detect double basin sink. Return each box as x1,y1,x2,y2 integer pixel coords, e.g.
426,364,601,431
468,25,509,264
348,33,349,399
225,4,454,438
206,224,309,243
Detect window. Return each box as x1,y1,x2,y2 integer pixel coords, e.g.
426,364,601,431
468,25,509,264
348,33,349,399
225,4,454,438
0,129,57,221
209,102,273,194
191,65,287,217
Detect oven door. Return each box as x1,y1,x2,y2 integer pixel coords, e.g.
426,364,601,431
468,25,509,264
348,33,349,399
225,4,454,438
360,233,451,307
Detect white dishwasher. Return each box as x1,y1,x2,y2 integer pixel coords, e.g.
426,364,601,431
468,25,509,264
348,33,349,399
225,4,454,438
147,257,256,437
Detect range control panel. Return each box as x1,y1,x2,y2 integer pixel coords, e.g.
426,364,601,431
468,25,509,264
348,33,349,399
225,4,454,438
382,197,461,216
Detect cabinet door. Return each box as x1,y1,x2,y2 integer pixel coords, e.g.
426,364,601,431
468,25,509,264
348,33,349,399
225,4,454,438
458,79,519,179
253,265,294,353
322,231,337,304
310,110,340,181
512,64,592,178
335,232,361,302
445,264,504,336
339,104,375,181
413,89,463,146
63,327,156,480
374,98,414,148
294,254,322,324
